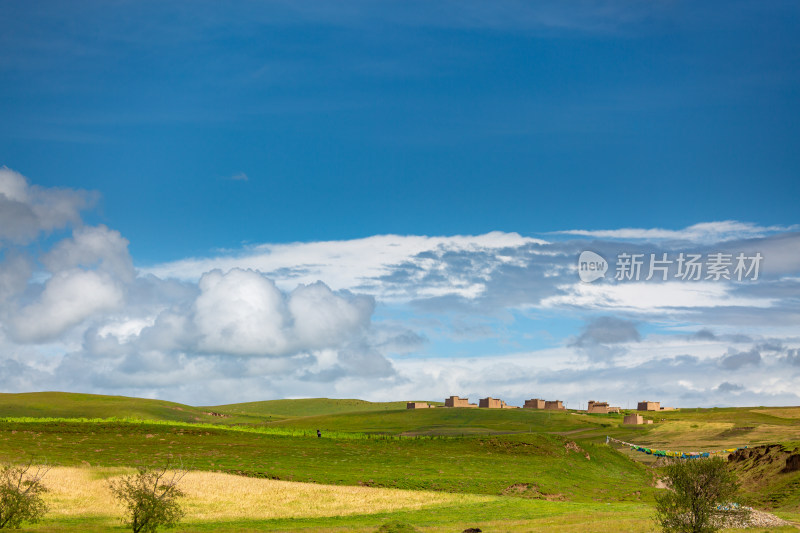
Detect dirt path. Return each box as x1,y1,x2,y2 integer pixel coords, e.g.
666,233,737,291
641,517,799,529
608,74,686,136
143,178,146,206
552,428,594,436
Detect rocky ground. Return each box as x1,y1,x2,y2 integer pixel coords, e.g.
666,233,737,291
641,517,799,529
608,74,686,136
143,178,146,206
719,508,794,529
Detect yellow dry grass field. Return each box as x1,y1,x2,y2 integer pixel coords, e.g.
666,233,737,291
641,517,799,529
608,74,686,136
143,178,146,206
644,420,734,447
751,407,800,419
42,467,489,521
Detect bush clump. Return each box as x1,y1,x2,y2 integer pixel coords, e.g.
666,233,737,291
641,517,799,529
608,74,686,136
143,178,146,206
109,465,186,533
0,463,49,529
655,457,749,533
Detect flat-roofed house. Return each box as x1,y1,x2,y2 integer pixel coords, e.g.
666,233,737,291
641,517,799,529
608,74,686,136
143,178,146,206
624,413,643,424
444,396,477,408
637,401,660,411
523,398,546,409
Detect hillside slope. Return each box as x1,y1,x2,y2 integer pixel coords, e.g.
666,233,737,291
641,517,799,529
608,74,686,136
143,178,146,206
266,406,604,435
728,443,800,511
0,418,652,503
0,392,245,424
208,398,426,418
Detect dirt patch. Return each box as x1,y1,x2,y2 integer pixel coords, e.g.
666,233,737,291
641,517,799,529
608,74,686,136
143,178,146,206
728,444,799,473
782,453,800,473
500,483,565,501
501,483,542,499
564,440,590,460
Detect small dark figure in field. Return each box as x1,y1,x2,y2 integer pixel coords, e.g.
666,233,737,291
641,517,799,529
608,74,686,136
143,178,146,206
655,456,749,533
0,462,49,529
317,429,321,438
109,464,187,533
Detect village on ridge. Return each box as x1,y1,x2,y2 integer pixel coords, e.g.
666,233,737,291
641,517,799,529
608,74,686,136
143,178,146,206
407,397,678,425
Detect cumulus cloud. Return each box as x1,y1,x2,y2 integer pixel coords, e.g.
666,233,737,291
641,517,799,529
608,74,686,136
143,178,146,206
571,316,640,346
719,348,761,370
0,252,32,303
289,281,373,348
10,269,125,343
0,167,96,244
692,329,717,340
43,225,135,282
783,349,800,367
194,269,291,356
716,382,745,393
2,224,136,343
191,269,374,357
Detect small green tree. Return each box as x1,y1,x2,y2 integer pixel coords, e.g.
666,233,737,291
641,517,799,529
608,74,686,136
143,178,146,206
655,457,749,533
109,464,186,533
0,463,49,529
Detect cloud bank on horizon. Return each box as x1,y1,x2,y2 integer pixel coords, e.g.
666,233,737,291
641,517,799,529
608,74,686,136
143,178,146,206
1,167,799,408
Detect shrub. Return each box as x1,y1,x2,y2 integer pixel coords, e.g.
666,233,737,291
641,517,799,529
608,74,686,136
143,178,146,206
0,463,49,529
655,457,749,533
109,465,187,533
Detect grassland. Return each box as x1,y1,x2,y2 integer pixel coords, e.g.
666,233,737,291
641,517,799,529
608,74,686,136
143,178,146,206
1,392,799,531
0,419,650,500
21,470,800,533
42,466,488,519
0,392,264,425
207,398,438,418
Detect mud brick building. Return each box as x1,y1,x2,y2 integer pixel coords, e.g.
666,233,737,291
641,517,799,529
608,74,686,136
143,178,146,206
444,395,477,408
523,399,546,409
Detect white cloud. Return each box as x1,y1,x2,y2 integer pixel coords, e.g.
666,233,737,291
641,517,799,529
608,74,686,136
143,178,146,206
0,167,96,244
194,269,290,356
557,220,797,243
142,232,547,293
190,269,374,357
11,269,125,342
97,317,156,344
0,252,32,303
541,281,776,313
288,281,373,349
43,225,135,282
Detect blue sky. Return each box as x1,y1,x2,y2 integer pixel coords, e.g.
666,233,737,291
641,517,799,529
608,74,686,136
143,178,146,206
1,1,799,407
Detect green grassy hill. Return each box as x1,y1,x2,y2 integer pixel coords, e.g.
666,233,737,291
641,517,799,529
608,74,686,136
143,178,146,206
0,418,651,503
2,392,800,530
0,392,258,424
207,397,430,418
5,393,799,450
266,406,604,436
